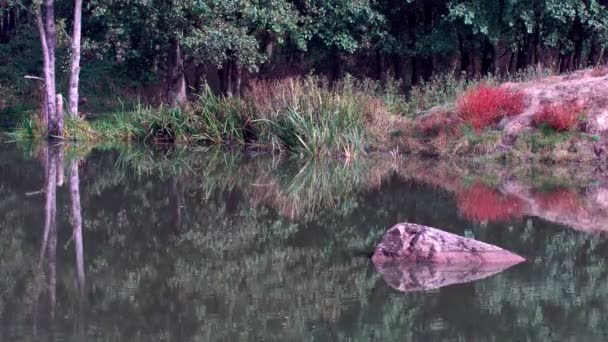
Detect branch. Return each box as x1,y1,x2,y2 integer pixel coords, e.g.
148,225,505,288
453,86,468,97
24,75,44,81
12,0,34,15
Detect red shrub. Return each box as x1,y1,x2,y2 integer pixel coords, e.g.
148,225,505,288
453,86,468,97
456,182,525,224
590,67,608,78
534,101,584,132
456,85,525,131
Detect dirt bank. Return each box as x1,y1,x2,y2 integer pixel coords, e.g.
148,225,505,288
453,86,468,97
394,68,608,163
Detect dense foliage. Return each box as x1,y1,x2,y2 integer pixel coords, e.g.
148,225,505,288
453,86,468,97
2,0,608,105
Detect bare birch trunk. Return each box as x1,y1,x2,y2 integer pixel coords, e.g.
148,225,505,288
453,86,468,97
166,35,187,107
35,5,56,136
45,0,61,136
68,0,83,116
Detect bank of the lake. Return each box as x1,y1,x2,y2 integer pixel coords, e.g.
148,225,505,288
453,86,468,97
6,69,608,163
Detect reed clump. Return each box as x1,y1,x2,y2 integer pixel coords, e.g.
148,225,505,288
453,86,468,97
111,76,382,157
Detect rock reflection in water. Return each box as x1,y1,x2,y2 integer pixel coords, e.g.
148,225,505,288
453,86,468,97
374,262,520,292
3,144,608,340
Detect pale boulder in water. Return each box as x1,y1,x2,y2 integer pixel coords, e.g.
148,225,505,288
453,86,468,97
372,223,526,265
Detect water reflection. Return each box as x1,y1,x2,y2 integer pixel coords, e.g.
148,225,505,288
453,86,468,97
1,143,608,340
374,263,519,293
29,145,87,339
70,157,87,339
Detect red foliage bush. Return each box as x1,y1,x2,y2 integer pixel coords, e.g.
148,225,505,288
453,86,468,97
590,67,608,78
533,101,584,132
456,182,525,224
456,85,525,131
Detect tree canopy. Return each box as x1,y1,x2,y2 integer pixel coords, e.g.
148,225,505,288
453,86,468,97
1,0,608,105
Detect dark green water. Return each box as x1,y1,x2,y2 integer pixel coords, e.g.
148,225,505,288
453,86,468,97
1,143,608,341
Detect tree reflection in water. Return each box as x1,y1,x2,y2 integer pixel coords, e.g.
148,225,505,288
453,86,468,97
1,144,608,340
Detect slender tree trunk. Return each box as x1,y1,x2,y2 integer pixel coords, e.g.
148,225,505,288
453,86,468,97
572,18,584,69
376,49,386,84
68,0,83,116
392,54,403,83
588,34,600,66
516,37,528,70
408,6,418,84
166,35,186,107
421,3,434,81
411,56,419,85
0,5,8,43
330,47,344,84
459,35,470,76
262,32,275,74
233,62,242,97
226,59,233,97
559,53,572,73
218,66,226,95
481,39,495,75
45,0,61,136
508,51,515,74
35,5,56,136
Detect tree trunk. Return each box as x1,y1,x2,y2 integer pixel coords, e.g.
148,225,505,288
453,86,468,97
420,3,434,81
459,35,470,76
226,59,233,97
516,37,528,71
572,18,584,69
330,47,344,84
481,40,495,75
218,65,226,95
0,5,8,43
262,32,275,74
45,0,61,136
68,0,83,116
376,50,386,84
166,35,186,107
35,5,57,136
588,34,600,66
411,56,419,85
233,62,242,97
392,54,403,83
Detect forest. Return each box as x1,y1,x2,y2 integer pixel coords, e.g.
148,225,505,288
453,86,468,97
2,0,608,159
3,2,608,340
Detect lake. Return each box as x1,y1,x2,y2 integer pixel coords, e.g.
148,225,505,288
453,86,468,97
1,143,607,341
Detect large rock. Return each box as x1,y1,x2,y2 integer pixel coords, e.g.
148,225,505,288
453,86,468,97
372,223,526,265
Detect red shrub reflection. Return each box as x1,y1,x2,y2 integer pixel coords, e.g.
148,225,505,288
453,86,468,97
456,182,525,223
534,188,582,216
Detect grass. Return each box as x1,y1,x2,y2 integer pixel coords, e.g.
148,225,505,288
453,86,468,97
10,64,601,162
83,76,372,157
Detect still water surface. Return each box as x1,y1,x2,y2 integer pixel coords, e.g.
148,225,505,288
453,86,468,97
1,143,607,341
